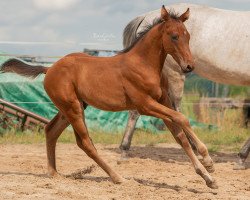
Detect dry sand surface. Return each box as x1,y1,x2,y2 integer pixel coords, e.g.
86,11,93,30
0,143,249,200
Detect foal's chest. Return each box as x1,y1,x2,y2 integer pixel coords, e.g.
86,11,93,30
141,77,163,101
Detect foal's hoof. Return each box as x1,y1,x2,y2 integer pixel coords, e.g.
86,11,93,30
112,175,124,184
206,179,218,189
205,165,215,173
47,170,59,178
48,172,63,179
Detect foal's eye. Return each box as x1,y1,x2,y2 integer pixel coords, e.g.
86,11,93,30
171,35,179,41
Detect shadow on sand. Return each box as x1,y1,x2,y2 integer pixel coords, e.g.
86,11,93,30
107,146,250,168
0,171,48,178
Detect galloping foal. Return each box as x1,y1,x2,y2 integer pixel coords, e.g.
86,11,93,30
1,6,217,189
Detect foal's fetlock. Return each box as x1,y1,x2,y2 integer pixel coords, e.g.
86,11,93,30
204,164,215,173
201,156,215,173
195,167,218,189
194,166,217,189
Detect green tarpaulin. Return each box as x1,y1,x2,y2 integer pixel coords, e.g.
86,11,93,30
0,53,211,133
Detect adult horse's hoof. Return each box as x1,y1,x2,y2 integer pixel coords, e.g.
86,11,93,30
121,150,129,159
206,179,218,189
233,162,246,170
117,151,130,164
117,159,129,165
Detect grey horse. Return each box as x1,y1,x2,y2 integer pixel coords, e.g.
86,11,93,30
120,3,250,169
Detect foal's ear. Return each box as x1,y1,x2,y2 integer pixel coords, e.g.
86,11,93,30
179,8,190,22
161,5,170,21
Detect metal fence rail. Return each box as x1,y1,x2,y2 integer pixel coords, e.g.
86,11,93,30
0,98,49,131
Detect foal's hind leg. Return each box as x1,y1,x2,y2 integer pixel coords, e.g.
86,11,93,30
72,106,97,153
59,100,123,184
138,98,217,189
45,112,69,176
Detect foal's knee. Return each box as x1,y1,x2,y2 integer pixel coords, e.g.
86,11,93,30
173,113,190,128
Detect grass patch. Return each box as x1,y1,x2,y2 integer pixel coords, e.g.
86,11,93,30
0,129,172,146
0,129,45,144
194,127,249,152
0,126,248,153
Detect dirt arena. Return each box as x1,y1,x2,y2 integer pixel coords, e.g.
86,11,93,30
0,143,249,200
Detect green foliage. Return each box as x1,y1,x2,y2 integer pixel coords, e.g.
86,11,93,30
227,85,250,97
184,73,250,97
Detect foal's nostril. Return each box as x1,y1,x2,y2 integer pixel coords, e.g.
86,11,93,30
186,65,193,72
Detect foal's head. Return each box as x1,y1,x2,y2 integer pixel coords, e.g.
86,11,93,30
161,6,194,73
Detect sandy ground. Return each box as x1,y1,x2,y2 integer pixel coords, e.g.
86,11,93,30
0,143,249,200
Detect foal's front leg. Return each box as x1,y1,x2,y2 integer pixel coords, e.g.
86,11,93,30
138,98,218,189
162,89,214,173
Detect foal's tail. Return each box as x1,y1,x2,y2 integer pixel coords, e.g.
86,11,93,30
0,58,49,79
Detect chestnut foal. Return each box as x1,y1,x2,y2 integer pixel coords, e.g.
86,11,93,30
1,6,217,188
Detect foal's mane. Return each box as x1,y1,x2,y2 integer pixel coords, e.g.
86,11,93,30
120,9,180,54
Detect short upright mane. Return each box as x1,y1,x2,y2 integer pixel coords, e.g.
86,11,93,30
120,9,180,54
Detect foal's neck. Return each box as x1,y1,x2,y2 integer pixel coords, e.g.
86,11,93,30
131,23,167,74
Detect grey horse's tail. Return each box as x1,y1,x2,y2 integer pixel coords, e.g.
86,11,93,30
123,15,145,48
0,58,49,79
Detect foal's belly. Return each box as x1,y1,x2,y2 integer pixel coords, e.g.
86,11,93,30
76,67,133,112
79,87,133,112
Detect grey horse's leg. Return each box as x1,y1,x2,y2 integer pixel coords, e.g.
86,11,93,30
234,137,250,170
119,110,140,158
